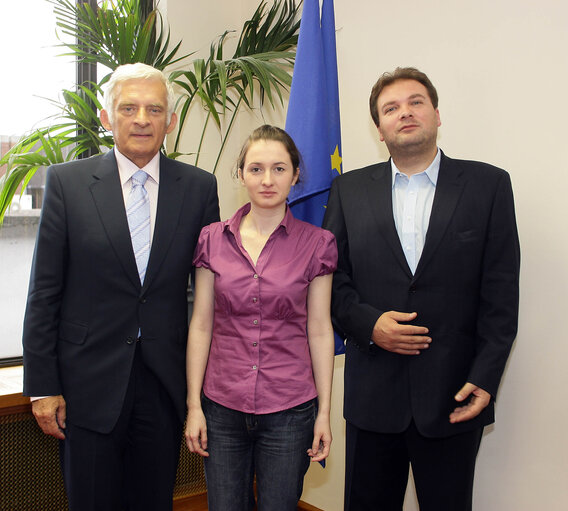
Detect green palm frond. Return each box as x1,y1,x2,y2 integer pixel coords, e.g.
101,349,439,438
0,131,69,222
48,0,188,77
172,0,301,172
0,82,114,220
236,0,300,56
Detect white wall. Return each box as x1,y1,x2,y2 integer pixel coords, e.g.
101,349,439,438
168,1,568,509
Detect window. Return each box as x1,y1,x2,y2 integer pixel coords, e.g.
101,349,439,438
0,0,157,364
0,0,75,363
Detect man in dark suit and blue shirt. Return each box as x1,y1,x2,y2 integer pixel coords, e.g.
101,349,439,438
22,63,220,511
322,67,520,511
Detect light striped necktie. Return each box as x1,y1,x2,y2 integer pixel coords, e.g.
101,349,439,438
126,169,151,283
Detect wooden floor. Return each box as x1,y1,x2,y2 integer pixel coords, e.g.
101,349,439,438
173,493,322,511
173,493,208,511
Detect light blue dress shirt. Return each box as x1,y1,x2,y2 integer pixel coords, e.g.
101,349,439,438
391,149,441,274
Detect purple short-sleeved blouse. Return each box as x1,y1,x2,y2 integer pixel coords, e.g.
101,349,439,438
193,203,337,414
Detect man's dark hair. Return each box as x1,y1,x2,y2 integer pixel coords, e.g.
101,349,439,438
369,67,439,127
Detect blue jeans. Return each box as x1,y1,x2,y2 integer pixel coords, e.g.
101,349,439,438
202,395,316,511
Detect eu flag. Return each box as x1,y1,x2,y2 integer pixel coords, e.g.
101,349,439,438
286,0,344,354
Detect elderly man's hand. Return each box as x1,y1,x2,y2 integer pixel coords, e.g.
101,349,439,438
32,395,66,439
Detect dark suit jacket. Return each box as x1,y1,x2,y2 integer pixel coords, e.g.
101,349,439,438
322,152,520,438
23,150,219,433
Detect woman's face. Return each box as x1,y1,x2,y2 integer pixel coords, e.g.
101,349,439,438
239,139,299,210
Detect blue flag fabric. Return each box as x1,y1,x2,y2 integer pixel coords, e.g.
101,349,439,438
286,0,345,355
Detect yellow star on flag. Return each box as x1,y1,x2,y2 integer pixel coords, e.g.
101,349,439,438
331,145,342,175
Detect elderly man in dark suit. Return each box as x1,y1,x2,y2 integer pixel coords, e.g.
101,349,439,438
22,63,219,511
323,67,520,511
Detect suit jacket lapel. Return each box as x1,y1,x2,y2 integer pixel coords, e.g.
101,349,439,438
89,150,141,289
413,153,465,281
366,161,413,278
142,154,185,292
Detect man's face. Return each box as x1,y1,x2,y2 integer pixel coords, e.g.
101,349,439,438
376,79,441,156
100,78,177,168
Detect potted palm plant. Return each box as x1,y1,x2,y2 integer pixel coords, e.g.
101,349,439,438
0,0,300,222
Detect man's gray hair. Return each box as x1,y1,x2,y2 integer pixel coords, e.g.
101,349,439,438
104,63,176,124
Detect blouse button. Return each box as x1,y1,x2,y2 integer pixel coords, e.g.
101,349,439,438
253,274,258,279
252,365,257,370
252,297,258,303
253,319,258,325
253,342,258,347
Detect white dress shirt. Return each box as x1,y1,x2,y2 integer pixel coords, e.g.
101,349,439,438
115,148,160,243
391,149,441,274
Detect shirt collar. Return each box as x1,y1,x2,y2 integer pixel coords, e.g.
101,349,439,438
115,147,160,186
391,148,441,188
224,203,293,236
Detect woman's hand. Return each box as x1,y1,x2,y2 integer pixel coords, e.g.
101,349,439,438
307,412,332,462
185,407,209,457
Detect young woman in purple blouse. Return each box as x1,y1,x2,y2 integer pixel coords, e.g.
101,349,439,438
184,125,337,510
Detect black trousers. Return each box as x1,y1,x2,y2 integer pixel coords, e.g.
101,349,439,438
345,420,483,511
59,345,183,511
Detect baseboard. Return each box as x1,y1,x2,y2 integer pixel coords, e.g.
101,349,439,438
298,501,324,511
